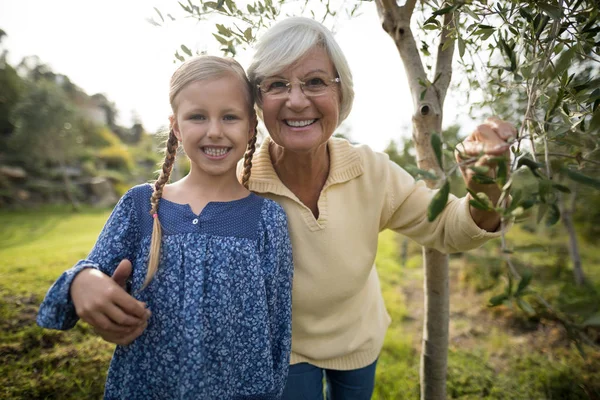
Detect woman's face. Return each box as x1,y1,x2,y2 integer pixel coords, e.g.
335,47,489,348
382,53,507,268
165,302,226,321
260,47,340,154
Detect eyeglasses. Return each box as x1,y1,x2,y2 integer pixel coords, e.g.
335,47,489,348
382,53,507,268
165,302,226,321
257,76,340,99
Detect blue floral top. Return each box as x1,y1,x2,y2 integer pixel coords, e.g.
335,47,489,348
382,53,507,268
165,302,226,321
37,184,294,400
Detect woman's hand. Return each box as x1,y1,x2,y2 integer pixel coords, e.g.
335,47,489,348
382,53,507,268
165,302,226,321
455,116,517,231
70,259,150,345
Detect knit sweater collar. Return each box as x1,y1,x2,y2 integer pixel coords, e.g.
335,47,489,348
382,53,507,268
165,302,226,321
248,136,364,198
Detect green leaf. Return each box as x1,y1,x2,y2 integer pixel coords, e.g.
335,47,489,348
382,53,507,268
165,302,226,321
153,7,164,22
216,24,232,37
545,203,560,226
562,168,600,190
243,27,253,42
457,35,465,58
582,313,600,327
516,270,532,294
538,3,562,19
180,44,192,57
466,188,491,210
469,200,490,211
468,166,490,174
554,47,576,77
432,5,457,16
516,298,535,315
488,294,509,307
178,1,191,12
174,51,185,62
430,133,443,169
497,158,508,187
472,175,496,184
427,181,450,222
552,183,571,193
212,33,229,45
405,166,439,181
517,157,543,177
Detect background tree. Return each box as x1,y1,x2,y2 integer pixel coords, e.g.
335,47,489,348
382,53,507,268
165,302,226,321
9,78,81,208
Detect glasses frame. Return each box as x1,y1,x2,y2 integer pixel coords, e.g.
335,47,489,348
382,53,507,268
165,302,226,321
257,77,341,98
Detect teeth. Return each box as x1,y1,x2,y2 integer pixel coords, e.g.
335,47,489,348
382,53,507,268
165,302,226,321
286,119,316,127
203,147,229,157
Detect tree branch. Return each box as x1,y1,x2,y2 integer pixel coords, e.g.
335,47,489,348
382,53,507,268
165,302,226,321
375,0,428,111
433,11,455,104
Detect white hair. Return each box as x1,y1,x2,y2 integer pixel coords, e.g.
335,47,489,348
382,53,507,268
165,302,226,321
248,17,354,125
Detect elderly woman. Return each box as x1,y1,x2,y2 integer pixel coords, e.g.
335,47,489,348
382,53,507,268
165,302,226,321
67,17,513,400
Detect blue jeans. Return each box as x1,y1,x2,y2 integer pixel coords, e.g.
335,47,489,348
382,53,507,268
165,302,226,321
281,359,378,400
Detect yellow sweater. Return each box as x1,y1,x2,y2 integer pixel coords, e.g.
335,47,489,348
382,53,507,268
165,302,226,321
241,137,503,370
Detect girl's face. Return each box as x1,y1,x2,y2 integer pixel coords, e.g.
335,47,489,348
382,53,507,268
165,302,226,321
259,46,340,154
171,75,254,180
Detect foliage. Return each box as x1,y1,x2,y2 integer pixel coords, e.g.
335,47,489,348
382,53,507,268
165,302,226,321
444,0,600,225
1,211,599,398
0,55,23,138
9,79,81,170
0,45,161,208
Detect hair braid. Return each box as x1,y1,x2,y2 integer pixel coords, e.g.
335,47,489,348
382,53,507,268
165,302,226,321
241,119,259,189
143,129,179,289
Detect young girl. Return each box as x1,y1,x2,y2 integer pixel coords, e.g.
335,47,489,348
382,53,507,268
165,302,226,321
37,56,294,399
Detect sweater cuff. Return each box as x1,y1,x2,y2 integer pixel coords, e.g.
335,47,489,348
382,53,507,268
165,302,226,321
459,196,513,240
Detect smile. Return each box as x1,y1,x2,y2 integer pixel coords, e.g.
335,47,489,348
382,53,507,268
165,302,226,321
202,146,231,158
284,119,317,127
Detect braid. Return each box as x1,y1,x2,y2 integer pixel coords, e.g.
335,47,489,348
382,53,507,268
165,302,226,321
143,130,179,289
241,119,259,189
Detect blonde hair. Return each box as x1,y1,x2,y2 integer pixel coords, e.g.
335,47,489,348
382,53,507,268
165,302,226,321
142,56,258,289
248,17,354,125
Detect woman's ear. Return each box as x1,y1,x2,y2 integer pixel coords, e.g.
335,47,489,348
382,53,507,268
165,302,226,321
169,115,181,141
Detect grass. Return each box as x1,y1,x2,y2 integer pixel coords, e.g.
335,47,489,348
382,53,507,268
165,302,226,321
0,207,599,399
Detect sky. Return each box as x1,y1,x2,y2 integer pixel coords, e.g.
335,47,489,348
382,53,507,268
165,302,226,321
0,0,475,151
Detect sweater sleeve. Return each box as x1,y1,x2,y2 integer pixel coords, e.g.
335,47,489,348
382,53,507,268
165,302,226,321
37,189,141,330
379,155,504,253
260,200,294,398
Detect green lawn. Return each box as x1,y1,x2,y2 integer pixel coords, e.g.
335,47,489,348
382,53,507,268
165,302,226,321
0,208,598,399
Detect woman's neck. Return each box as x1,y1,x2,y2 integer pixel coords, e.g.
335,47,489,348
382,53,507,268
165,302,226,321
269,141,330,190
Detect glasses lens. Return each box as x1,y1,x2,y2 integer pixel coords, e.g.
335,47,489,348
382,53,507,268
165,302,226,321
303,78,328,96
261,79,288,97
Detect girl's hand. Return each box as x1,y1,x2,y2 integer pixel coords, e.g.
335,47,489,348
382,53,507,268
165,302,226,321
70,260,150,345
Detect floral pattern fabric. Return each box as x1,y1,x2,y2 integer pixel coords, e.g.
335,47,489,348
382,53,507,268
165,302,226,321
37,184,294,400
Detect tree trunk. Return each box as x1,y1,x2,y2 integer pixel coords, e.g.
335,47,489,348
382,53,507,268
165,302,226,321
559,188,585,286
375,1,455,397
420,249,449,400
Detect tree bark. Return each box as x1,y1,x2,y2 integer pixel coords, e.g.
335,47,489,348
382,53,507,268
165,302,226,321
374,1,455,398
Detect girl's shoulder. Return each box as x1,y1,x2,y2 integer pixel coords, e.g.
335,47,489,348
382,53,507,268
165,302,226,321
258,197,288,234
259,197,287,219
124,183,153,203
